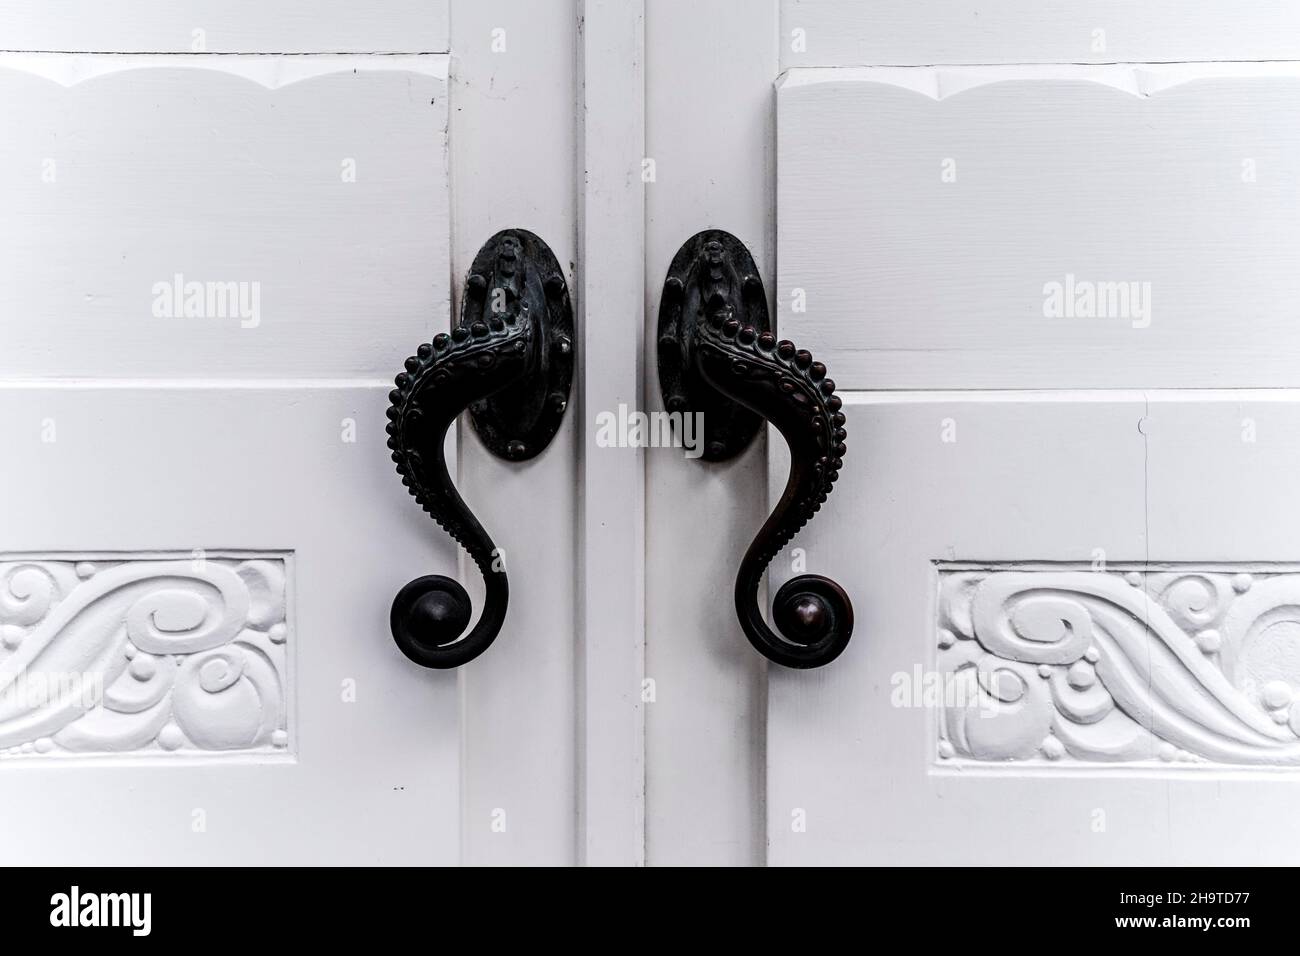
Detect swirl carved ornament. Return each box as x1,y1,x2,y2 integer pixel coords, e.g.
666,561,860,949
939,566,1300,767
0,556,289,758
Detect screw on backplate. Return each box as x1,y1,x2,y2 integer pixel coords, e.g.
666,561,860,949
553,335,572,356
707,441,726,458
506,440,527,459
549,391,567,414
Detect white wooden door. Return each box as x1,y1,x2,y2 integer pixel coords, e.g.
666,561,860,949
20,0,1300,870
643,1,1300,866
0,1,618,866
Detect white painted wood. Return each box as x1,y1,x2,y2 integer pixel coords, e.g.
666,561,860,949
0,384,458,865
767,391,1300,864
0,53,449,379
643,0,778,867
0,2,447,53
576,0,646,867
777,63,1300,389
780,0,1300,67
1145,391,1300,563
0,0,592,866
637,0,1300,868
449,0,581,867
32,0,1300,869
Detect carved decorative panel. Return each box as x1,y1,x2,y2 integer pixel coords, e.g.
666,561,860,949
936,564,1300,767
0,555,290,759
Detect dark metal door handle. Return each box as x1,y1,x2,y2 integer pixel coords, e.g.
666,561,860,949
658,230,853,669
386,229,573,668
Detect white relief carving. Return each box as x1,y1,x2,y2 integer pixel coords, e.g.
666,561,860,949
0,555,289,759
937,565,1300,767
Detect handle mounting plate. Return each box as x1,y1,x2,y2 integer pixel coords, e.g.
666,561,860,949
466,228,573,461
656,229,771,461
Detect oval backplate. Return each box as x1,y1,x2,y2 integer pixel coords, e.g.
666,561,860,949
657,229,771,462
464,228,574,461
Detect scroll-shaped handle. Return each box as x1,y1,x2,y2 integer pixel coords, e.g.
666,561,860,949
658,230,853,669
386,230,573,668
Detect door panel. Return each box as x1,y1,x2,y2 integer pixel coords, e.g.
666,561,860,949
0,385,457,865
0,55,448,379
0,2,448,53
780,1,1300,67
1,0,585,867
777,65,1300,388
766,392,1300,865
768,49,1300,865
638,0,1300,868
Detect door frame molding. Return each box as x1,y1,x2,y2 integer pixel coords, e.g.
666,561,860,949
575,0,648,866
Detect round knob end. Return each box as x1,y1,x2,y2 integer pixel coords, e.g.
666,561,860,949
774,591,833,646
766,574,855,667
407,589,472,649
391,575,474,662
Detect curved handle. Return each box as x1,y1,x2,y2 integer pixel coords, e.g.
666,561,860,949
386,230,573,669
658,230,854,669
696,310,853,668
